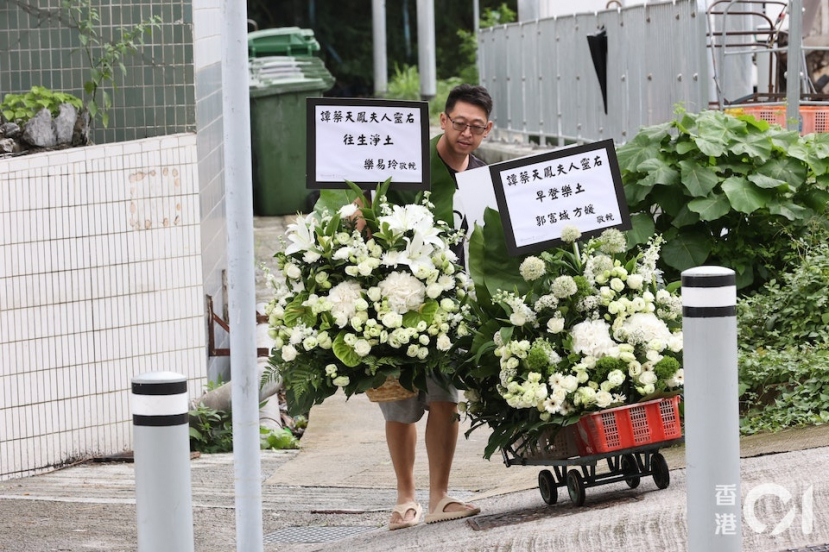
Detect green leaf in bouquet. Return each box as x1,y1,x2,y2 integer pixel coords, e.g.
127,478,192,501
471,319,500,359
283,292,315,327
314,189,359,218
325,212,342,236
333,330,362,367
475,208,529,298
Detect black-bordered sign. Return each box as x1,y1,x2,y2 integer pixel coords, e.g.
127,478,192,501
306,98,430,190
491,139,630,256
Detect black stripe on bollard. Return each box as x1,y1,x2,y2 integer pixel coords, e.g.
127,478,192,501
133,413,190,427
132,381,188,396
683,305,737,318
681,273,735,288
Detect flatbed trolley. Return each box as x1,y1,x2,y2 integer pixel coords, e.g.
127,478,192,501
501,437,685,506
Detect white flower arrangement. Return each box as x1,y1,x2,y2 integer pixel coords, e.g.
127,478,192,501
263,181,474,415
458,225,684,458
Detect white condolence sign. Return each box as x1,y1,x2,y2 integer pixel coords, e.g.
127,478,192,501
306,97,430,190
491,139,630,256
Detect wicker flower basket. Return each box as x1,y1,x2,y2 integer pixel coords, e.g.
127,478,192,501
365,376,418,403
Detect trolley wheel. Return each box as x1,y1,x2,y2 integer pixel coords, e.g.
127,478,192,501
652,452,670,489
621,454,641,489
538,469,558,505
566,469,586,507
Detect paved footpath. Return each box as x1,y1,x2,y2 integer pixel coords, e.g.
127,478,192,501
2,388,829,551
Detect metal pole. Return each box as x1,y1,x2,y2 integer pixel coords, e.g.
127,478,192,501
373,0,388,96
473,0,480,76
132,372,194,552
222,0,263,550
682,267,741,552
787,0,803,130
417,0,437,100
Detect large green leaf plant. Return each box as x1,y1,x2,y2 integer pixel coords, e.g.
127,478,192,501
618,108,829,291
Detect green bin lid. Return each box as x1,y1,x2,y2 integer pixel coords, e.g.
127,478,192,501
248,27,320,57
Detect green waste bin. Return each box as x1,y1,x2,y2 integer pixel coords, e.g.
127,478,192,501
249,57,333,216
248,27,320,58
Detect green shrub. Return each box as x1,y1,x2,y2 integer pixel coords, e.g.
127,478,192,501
738,347,829,434
617,108,829,291
1,86,83,124
738,235,829,350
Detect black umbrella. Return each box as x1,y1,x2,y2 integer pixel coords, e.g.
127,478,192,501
587,27,608,114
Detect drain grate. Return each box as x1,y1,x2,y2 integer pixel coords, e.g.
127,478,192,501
263,526,377,543
780,546,829,552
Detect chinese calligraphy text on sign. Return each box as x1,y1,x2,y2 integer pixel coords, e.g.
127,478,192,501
306,97,430,191
490,139,631,256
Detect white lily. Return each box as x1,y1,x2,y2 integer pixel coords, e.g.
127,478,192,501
285,215,319,256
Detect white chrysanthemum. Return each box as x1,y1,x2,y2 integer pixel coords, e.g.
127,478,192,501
519,256,546,281
378,271,426,314
551,275,578,298
561,225,582,243
570,319,617,358
667,368,685,388
327,281,364,328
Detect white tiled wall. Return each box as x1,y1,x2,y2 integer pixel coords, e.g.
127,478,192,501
0,134,207,480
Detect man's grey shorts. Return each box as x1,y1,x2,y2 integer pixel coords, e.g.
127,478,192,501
377,375,459,424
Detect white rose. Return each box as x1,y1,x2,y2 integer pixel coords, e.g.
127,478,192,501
595,390,613,408
426,283,443,299
333,376,350,387
354,339,371,357
406,344,420,357
338,203,359,218
284,263,301,280
626,274,644,289
367,287,382,302
302,337,318,351
281,344,297,361
325,364,338,376
381,312,403,329
639,370,658,385
436,333,451,351
610,277,625,293
417,347,429,360
510,312,527,326
546,317,565,334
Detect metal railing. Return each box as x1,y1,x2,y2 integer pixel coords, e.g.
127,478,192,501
478,0,709,145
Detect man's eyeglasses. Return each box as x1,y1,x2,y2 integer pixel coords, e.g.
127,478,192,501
446,115,488,136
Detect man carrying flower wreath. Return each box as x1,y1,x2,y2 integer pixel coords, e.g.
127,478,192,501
381,84,493,530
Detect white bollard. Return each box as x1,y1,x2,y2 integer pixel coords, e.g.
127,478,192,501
132,372,195,552
682,267,741,551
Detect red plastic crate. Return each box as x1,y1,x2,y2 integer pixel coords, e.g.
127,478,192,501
725,105,829,135
574,396,682,456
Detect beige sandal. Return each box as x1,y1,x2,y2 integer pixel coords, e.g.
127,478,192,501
425,496,481,524
389,501,423,530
